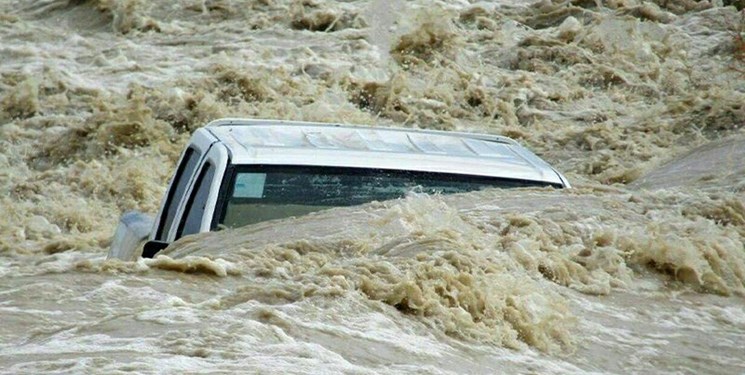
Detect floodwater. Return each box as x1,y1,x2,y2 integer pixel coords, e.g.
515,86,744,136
1,0,744,373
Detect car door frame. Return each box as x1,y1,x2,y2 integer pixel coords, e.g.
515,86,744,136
166,141,229,242
149,129,217,242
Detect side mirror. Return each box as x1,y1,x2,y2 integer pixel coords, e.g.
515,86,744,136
108,211,153,261
142,240,170,258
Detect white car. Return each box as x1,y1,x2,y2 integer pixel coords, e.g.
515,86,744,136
108,118,570,260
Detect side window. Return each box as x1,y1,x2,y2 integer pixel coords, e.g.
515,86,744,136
156,147,201,240
176,161,216,239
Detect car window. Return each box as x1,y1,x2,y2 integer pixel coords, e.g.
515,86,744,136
177,161,216,239
220,165,557,228
156,147,201,240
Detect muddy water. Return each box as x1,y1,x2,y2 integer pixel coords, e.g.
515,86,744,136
1,0,744,373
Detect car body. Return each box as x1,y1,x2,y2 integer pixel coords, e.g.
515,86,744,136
108,118,570,260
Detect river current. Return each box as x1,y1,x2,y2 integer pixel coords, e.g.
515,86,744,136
1,0,744,373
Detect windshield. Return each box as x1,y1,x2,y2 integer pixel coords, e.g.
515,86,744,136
218,165,558,228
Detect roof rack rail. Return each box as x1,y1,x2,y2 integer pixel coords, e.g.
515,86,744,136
204,118,517,145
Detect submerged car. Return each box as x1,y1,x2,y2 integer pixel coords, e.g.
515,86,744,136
108,118,570,260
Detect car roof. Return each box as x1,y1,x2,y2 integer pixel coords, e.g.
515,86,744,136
203,118,567,186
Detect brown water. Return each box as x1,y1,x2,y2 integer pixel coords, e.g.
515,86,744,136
1,0,744,373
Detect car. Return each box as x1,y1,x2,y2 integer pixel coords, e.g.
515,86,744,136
107,118,570,260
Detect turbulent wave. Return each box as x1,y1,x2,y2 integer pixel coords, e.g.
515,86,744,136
1,0,744,373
